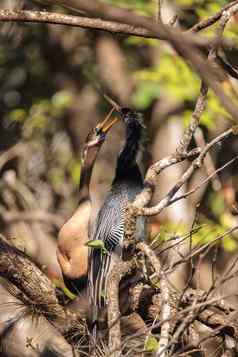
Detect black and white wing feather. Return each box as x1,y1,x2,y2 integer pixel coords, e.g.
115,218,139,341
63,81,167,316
88,189,126,312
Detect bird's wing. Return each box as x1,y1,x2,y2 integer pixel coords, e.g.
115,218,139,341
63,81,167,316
88,191,126,310
94,191,126,249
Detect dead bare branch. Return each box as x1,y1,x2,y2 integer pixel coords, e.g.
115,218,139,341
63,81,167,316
169,155,238,205
107,261,133,357
190,0,238,32
140,127,236,216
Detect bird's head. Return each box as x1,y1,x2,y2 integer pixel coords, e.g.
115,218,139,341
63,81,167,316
120,107,145,130
81,109,119,165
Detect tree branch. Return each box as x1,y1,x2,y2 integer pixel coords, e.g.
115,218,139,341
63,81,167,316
176,82,208,157
156,271,171,357
0,9,227,48
140,127,236,216
107,261,133,357
0,235,63,317
0,9,163,39
169,155,238,205
41,0,238,122
190,0,238,33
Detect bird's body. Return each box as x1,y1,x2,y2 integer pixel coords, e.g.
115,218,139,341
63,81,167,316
57,200,91,291
57,111,118,294
88,108,145,331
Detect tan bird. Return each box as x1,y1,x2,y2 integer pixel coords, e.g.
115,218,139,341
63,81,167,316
57,109,119,294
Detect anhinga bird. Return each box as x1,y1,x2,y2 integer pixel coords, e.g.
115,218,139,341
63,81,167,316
57,110,119,294
88,108,145,334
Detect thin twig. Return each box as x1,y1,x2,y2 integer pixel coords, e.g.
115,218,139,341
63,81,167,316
169,155,238,205
156,0,162,22
194,127,222,191
176,82,208,157
190,0,238,32
166,225,238,275
139,128,235,216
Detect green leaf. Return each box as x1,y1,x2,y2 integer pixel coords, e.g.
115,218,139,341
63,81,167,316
8,108,27,122
144,336,159,352
52,90,74,110
85,240,109,254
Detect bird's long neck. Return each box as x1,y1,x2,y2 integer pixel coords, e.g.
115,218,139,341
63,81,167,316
114,122,142,182
78,149,98,204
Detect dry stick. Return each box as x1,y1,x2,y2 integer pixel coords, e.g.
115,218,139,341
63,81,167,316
128,148,201,214
167,300,200,357
175,211,200,320
0,9,235,50
139,127,236,217
156,0,162,22
0,8,213,46
119,286,235,353
0,9,162,39
166,224,238,276
34,0,238,36
134,243,170,357
107,241,162,354
156,271,171,357
136,242,161,276
155,288,238,357
194,128,222,191
107,243,161,355
169,155,238,205
190,0,238,33
107,261,133,357
176,82,208,157
129,78,208,216
150,292,235,331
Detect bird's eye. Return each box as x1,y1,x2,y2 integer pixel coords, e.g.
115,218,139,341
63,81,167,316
95,127,101,135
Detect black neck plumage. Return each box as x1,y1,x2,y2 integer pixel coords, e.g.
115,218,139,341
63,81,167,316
114,117,142,182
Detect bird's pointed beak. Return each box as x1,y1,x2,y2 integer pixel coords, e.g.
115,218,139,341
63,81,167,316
96,107,120,134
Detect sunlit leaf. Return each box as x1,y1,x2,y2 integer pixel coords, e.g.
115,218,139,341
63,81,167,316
144,336,159,352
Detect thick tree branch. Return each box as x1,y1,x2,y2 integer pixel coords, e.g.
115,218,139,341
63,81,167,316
0,9,227,48
0,235,63,318
0,9,162,39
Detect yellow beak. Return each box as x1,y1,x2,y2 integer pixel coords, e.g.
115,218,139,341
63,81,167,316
96,107,120,134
